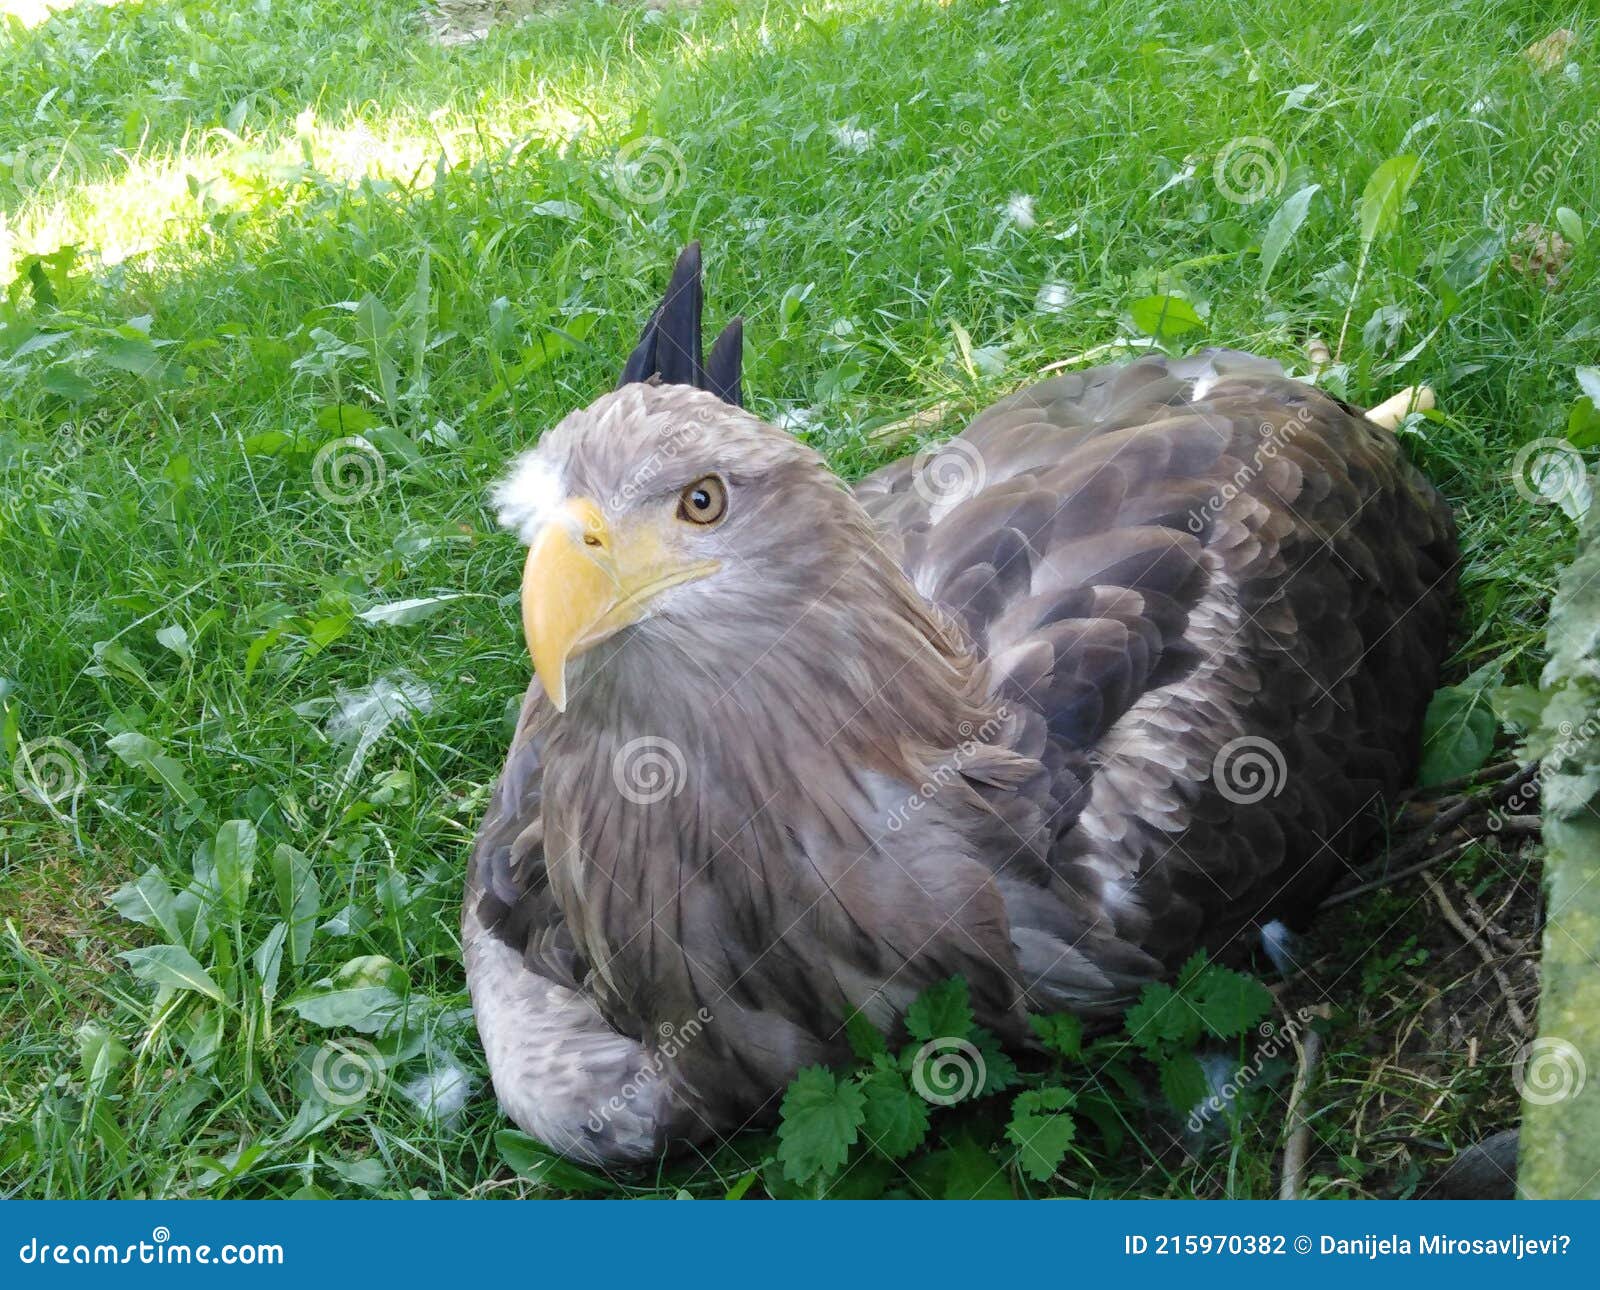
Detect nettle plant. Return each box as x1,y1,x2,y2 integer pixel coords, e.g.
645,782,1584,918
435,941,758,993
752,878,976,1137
773,959,1281,1198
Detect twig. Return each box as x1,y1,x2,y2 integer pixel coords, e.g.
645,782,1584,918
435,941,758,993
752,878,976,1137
1279,1008,1328,1200
1320,836,1474,908
1455,879,1525,957
1037,337,1159,375
1401,759,1521,801
1327,763,1541,907
1383,791,1494,866
1425,874,1531,1034
864,400,957,448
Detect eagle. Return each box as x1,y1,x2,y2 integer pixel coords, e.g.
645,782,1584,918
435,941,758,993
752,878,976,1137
464,244,1458,1167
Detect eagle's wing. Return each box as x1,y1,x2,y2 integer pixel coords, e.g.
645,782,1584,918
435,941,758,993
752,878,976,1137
855,351,1458,1009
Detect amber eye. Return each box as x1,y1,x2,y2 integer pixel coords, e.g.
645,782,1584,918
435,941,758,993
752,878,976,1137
677,474,728,526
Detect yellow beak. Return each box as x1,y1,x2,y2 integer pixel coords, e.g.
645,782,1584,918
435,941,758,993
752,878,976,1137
520,497,718,711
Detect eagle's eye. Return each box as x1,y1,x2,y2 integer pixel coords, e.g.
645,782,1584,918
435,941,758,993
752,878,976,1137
677,474,728,526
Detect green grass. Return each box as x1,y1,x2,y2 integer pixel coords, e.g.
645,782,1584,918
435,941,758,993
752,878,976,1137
0,0,1593,1197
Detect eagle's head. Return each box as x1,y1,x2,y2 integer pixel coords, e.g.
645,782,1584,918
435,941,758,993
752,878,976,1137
491,377,865,712
488,242,986,753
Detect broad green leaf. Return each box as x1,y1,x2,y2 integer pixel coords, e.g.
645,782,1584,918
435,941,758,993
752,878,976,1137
844,1008,888,1061
353,294,399,407
950,320,977,381
98,334,163,378
212,819,257,917
1129,294,1204,340
1556,206,1585,247
1358,154,1421,248
286,955,407,1033
1123,981,1202,1055
90,640,150,687
76,1021,129,1095
155,624,191,661
1491,684,1547,732
1258,184,1319,287
1190,965,1274,1038
860,1067,930,1159
1159,1050,1211,1115
120,944,226,1002
1439,228,1503,295
1419,683,1498,786
107,731,201,808
107,867,183,942
1028,1012,1083,1060
1005,1087,1076,1182
972,1027,1020,1095
904,977,974,1042
496,1130,619,1195
938,1134,1013,1199
313,404,383,437
253,922,286,1009
305,614,352,652
776,1066,866,1183
356,595,464,627
1566,398,1600,449
1576,367,1600,407
779,282,814,324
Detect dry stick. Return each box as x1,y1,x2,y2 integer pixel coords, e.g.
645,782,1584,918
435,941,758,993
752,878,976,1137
1327,763,1541,907
1426,874,1532,1035
1318,819,1542,909
1401,759,1521,802
1321,836,1475,908
1322,812,1543,909
1279,1010,1328,1200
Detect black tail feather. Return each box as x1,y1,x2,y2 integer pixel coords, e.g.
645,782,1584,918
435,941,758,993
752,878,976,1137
617,243,743,407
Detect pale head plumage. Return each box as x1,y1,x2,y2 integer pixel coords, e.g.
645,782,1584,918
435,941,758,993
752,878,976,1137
493,379,999,761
